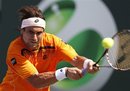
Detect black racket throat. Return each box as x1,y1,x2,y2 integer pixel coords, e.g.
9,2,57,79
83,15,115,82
95,49,108,64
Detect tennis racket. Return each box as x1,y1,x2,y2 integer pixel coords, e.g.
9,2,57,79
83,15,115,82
94,29,130,71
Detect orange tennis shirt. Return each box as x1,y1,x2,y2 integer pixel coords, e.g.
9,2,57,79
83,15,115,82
0,33,78,91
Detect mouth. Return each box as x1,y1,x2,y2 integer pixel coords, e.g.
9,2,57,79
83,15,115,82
31,42,38,44
30,41,39,46
31,41,39,44
29,42,39,49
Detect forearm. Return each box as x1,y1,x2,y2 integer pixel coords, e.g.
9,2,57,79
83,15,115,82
70,55,99,74
70,55,87,69
27,67,67,89
27,72,57,88
27,67,83,89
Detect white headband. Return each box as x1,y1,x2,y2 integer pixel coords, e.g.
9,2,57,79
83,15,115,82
21,17,46,29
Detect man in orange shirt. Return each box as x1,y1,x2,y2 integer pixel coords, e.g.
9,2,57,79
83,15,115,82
0,6,99,91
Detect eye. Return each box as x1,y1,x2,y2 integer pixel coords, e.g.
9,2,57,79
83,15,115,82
28,30,34,35
36,32,43,36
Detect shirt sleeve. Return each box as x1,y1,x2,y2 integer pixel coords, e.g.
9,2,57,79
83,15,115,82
6,52,38,79
53,35,78,61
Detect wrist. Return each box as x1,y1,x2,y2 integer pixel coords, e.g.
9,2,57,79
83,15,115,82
55,67,67,81
83,59,92,69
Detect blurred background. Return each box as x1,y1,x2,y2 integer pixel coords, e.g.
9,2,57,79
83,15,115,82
1,0,130,91
0,0,1,20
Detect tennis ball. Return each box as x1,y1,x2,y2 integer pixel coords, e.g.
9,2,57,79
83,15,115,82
102,37,114,48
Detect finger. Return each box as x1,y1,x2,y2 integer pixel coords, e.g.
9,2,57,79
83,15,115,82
94,65,99,70
72,71,82,80
76,70,83,78
89,64,93,70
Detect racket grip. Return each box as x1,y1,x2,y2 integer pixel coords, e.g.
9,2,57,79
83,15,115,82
82,68,87,76
93,63,97,67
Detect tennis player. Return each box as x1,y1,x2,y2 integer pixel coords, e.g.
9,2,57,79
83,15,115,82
0,6,99,91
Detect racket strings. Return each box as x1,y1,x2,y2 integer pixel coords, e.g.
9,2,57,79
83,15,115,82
107,30,130,70
106,47,118,69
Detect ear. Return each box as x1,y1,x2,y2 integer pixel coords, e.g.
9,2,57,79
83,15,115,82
20,29,24,34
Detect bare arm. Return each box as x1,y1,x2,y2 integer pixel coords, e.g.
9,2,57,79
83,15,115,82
69,55,86,69
27,72,57,88
27,67,82,89
69,55,99,73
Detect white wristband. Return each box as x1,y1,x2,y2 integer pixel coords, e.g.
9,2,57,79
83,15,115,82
83,59,92,69
55,67,67,81
82,59,93,75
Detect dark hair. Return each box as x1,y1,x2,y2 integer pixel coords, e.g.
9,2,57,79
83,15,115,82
18,5,45,21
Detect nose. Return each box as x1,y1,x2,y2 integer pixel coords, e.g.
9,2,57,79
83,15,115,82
32,34,38,41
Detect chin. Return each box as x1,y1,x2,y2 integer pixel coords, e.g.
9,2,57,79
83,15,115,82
26,44,38,50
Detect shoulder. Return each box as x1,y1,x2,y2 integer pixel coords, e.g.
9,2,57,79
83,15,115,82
43,33,62,44
44,33,60,39
8,36,25,54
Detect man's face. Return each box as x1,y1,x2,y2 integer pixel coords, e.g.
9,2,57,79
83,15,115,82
21,26,44,50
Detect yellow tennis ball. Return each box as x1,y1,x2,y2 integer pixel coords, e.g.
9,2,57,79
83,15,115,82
102,37,114,48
